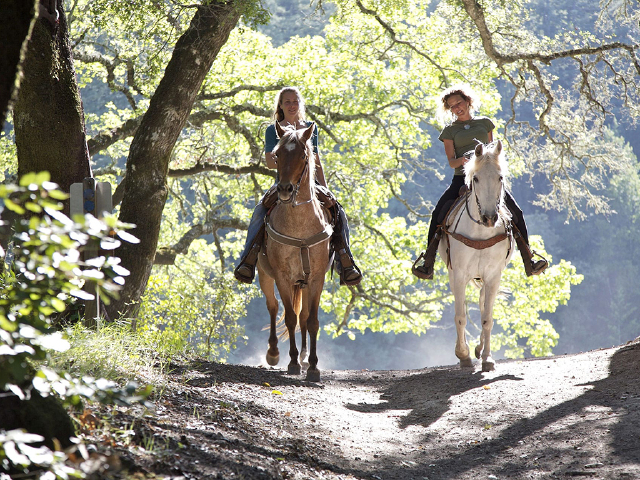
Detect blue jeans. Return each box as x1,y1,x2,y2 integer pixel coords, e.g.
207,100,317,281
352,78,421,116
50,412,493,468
239,199,352,261
240,202,267,260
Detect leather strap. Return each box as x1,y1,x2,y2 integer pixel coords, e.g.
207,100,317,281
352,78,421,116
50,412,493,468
265,218,333,286
444,229,510,250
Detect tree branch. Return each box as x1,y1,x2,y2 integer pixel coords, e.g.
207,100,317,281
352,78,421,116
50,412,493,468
168,161,275,178
154,217,247,265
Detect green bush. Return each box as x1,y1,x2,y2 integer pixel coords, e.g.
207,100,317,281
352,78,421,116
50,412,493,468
0,172,151,476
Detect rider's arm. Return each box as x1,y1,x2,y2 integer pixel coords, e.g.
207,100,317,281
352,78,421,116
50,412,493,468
444,139,468,170
265,125,278,169
314,153,327,187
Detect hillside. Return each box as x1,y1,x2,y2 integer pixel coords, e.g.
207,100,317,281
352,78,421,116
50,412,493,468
77,338,640,479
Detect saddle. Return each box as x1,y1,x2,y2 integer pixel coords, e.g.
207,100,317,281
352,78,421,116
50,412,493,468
262,184,337,210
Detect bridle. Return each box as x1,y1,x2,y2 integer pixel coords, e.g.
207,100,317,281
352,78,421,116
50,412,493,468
465,177,504,227
277,146,314,208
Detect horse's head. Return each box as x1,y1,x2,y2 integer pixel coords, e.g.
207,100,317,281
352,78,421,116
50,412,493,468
273,122,315,204
464,140,510,228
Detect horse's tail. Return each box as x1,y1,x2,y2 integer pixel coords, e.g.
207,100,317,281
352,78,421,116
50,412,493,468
292,284,303,318
274,285,304,342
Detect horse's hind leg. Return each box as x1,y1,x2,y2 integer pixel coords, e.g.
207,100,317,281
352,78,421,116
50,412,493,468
258,267,279,366
304,279,324,382
282,286,302,375
475,283,486,361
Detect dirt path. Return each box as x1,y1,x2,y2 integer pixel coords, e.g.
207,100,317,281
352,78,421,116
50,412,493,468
91,338,640,479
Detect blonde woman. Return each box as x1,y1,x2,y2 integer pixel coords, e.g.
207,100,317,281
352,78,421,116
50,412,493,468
235,87,362,286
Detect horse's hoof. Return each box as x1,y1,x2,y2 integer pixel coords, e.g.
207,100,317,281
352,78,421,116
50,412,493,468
475,345,482,359
306,368,321,382
266,353,279,366
482,359,495,372
288,364,301,375
460,358,474,368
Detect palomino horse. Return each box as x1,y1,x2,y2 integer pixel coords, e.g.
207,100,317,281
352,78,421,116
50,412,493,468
439,140,514,372
257,122,333,382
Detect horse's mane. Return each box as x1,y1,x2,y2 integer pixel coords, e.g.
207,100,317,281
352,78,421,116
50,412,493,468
278,124,316,184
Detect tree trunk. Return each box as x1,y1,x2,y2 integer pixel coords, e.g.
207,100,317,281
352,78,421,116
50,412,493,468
13,0,92,202
0,0,37,130
106,2,243,321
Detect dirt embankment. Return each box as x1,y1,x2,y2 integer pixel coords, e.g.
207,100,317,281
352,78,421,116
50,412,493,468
84,338,640,479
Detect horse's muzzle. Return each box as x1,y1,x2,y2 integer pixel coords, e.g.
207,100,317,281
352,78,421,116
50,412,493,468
481,213,499,227
277,182,294,203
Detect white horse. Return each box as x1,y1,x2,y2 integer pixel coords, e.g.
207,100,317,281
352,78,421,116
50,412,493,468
439,140,514,372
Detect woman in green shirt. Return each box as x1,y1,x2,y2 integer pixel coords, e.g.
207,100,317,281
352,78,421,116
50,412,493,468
414,85,547,279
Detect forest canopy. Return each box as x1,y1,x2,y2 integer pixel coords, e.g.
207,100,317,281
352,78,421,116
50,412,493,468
3,0,639,360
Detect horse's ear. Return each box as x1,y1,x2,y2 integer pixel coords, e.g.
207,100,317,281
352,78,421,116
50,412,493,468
275,121,285,138
494,139,502,154
301,122,315,143
475,143,484,157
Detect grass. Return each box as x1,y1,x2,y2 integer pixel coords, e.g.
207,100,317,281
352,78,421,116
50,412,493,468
44,321,178,386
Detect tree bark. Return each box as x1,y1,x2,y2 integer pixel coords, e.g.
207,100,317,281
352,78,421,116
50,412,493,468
107,2,243,320
12,0,92,202
0,0,37,130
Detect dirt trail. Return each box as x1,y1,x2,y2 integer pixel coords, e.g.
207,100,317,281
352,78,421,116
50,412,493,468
93,338,640,479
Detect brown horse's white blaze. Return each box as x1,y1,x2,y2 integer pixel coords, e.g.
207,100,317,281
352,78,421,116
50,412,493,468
257,122,333,382
439,140,514,372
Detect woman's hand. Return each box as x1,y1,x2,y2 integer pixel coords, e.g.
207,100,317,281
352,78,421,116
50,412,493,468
266,151,277,169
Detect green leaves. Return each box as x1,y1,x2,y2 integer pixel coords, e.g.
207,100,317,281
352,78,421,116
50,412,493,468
0,174,147,397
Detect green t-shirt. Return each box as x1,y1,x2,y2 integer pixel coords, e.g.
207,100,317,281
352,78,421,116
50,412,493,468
438,116,495,175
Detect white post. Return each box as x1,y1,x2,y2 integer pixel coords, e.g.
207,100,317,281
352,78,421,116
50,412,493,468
70,179,112,327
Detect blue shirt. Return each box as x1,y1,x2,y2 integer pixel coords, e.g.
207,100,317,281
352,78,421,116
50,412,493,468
265,121,319,153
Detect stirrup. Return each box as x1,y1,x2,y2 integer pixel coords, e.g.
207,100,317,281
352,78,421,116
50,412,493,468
412,252,433,279
528,251,548,276
234,263,255,284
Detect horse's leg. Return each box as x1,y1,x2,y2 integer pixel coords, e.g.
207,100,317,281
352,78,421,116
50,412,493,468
304,278,324,382
475,283,486,360
479,277,501,372
299,289,309,367
282,286,301,375
451,272,473,368
258,265,279,366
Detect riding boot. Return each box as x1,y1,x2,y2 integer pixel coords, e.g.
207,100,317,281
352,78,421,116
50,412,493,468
412,228,441,280
234,225,265,284
333,234,362,286
332,205,362,286
514,228,548,276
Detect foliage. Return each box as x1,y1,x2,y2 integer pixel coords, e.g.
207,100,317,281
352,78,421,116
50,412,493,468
45,321,173,385
0,173,151,475
0,429,80,479
137,241,252,361
546,132,640,353
51,0,590,358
